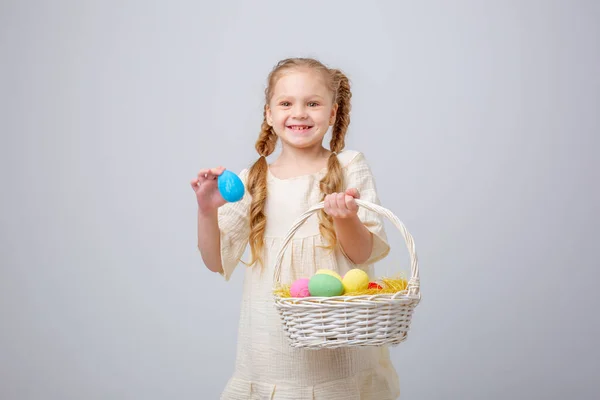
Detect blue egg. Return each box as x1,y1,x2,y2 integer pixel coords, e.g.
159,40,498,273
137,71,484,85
218,170,245,202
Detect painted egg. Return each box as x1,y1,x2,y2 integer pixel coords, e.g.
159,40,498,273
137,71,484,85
315,269,342,281
368,282,383,290
342,269,370,293
290,278,310,298
217,170,245,202
308,274,344,297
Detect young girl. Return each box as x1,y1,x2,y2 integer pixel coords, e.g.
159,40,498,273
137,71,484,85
191,58,400,399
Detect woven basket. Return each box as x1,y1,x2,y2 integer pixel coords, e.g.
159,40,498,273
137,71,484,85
273,199,421,350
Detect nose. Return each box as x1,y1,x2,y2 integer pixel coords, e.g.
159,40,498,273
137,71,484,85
291,104,308,119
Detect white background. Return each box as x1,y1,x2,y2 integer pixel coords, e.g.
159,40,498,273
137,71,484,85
1,0,598,398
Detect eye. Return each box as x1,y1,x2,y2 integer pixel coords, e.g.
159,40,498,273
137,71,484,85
279,101,291,107
307,102,319,107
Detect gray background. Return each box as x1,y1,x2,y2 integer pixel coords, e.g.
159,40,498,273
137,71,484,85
1,0,598,399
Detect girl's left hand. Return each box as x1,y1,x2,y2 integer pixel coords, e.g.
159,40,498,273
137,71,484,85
324,188,360,219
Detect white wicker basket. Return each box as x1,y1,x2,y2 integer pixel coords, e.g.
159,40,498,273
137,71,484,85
273,199,421,350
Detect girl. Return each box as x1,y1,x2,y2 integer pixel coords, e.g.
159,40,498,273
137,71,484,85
191,58,400,399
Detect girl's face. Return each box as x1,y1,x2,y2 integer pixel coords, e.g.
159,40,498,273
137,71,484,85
266,69,337,151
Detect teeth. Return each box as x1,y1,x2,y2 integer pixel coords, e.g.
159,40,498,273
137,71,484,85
290,126,311,130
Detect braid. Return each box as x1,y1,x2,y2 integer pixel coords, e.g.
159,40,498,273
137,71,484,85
330,69,351,150
318,69,352,250
245,106,278,267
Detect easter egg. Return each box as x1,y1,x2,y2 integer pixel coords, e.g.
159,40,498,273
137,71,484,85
217,170,245,202
368,282,383,290
315,269,342,281
290,278,310,298
342,269,370,293
308,274,344,297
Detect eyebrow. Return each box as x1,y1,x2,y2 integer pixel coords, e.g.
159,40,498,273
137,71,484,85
274,94,326,101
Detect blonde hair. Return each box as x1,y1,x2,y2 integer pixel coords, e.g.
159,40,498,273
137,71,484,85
245,58,352,267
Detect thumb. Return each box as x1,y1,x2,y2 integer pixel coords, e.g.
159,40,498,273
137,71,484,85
346,188,360,199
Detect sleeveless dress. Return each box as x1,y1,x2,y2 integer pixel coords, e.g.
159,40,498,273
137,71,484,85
217,150,400,399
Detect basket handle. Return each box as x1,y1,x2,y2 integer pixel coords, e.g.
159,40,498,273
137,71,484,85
273,199,420,296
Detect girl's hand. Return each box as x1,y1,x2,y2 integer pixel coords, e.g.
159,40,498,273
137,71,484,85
190,166,227,214
324,188,360,219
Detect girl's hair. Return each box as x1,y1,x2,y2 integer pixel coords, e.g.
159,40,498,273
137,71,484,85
245,57,352,267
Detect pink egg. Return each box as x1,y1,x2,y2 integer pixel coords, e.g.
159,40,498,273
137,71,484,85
290,278,310,298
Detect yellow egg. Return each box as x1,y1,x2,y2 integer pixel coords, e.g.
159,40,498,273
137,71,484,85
315,269,342,281
342,269,370,293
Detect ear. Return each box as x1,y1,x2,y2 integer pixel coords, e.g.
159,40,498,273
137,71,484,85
329,103,338,126
265,105,273,126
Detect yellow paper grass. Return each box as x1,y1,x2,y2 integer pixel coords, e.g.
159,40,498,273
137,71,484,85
274,275,408,299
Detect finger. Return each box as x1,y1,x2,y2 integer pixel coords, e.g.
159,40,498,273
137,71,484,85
210,166,226,177
198,167,224,181
324,194,332,214
205,170,219,180
197,169,212,183
190,177,200,190
336,193,348,211
346,195,359,213
346,188,360,199
328,195,339,216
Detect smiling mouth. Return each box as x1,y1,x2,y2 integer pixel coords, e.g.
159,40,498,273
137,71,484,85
286,125,314,131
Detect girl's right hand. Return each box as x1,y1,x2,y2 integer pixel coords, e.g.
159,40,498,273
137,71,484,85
191,166,227,214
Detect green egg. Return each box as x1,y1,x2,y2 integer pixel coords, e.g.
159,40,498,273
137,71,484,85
308,274,344,297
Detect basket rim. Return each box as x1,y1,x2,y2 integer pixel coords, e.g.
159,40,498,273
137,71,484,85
274,292,421,304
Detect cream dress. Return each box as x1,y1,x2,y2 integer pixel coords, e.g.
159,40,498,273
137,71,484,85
217,150,400,400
